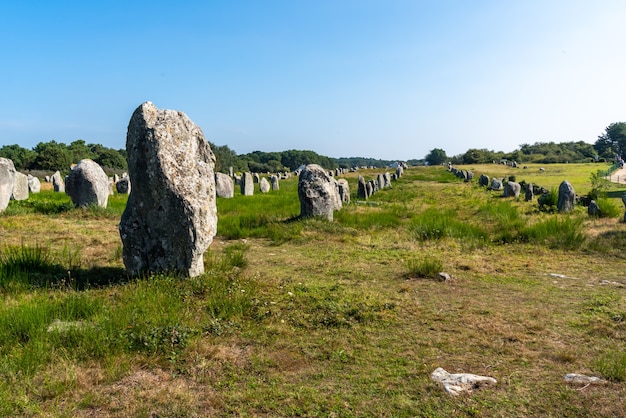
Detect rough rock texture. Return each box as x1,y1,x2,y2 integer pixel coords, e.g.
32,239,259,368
270,175,280,191
588,200,600,217
478,174,490,187
259,177,270,193
431,367,497,396
240,172,254,196
490,178,503,190
215,172,234,198
51,170,65,192
12,172,29,201
116,177,131,194
357,175,368,199
337,178,350,204
66,159,110,208
557,180,576,213
504,181,521,198
564,373,607,385
27,174,41,193
119,101,217,278
298,164,341,221
0,158,16,212
525,182,534,202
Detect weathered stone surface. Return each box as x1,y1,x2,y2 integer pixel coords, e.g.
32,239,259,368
119,101,217,278
240,173,254,196
525,182,534,202
259,177,270,193
504,181,521,197
298,164,341,221
51,170,65,192
215,172,234,198
396,165,404,178
478,174,490,187
431,367,497,396
490,178,503,190
557,180,575,212
27,174,41,193
12,172,29,201
116,176,131,194
357,175,368,199
377,173,385,190
270,175,280,191
464,170,474,182
0,158,16,211
564,373,607,385
337,178,350,204
588,200,600,217
383,172,391,188
66,159,110,208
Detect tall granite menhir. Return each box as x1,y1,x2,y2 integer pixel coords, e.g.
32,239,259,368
119,102,217,277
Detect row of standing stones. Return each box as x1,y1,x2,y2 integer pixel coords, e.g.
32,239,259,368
0,102,406,278
449,164,626,217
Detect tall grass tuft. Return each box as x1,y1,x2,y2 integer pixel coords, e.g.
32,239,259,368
409,208,488,242
596,351,626,381
405,257,443,279
520,216,586,250
0,243,67,290
595,198,621,218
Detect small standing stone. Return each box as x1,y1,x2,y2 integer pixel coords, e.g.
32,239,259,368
215,172,234,198
259,177,270,193
12,172,29,201
240,173,254,196
298,164,341,221
557,180,576,213
65,159,110,208
588,200,600,217
51,170,65,192
27,174,41,193
116,177,131,194
0,157,16,212
525,182,534,202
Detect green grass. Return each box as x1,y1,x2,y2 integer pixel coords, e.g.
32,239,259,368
0,165,625,416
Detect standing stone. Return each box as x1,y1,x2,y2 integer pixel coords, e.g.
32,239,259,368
525,183,534,202
396,165,404,178
588,200,600,217
557,180,576,213
504,181,521,198
240,172,254,196
383,172,391,188
490,178,503,191
0,158,16,212
66,159,110,208
12,172,29,201
116,177,131,194
259,177,270,193
52,170,65,192
377,173,385,190
119,101,217,278
357,175,368,199
478,174,489,187
298,164,341,221
337,178,350,204
27,174,41,193
215,172,234,198
270,175,280,191
228,166,234,177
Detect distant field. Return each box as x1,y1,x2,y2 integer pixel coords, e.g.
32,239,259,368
0,164,624,417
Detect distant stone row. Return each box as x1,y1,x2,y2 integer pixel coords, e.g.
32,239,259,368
449,165,593,214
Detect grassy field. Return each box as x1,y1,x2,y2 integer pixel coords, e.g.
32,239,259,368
0,163,625,417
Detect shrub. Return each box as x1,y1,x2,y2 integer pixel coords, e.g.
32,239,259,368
595,198,621,218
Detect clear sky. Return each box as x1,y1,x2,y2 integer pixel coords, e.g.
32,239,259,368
1,1,625,161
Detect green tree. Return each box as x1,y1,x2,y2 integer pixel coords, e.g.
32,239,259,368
595,122,626,160
0,144,36,170
424,148,447,166
31,141,73,171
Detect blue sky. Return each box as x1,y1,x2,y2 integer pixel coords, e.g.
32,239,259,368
1,1,625,160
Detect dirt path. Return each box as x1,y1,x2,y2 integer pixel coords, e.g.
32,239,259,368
606,166,626,184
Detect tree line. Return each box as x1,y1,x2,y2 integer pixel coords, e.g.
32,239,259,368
425,122,626,166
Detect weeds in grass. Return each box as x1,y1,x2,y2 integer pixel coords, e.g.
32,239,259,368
405,257,443,279
595,197,621,218
409,208,488,242
0,243,67,290
596,351,626,381
520,216,586,250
